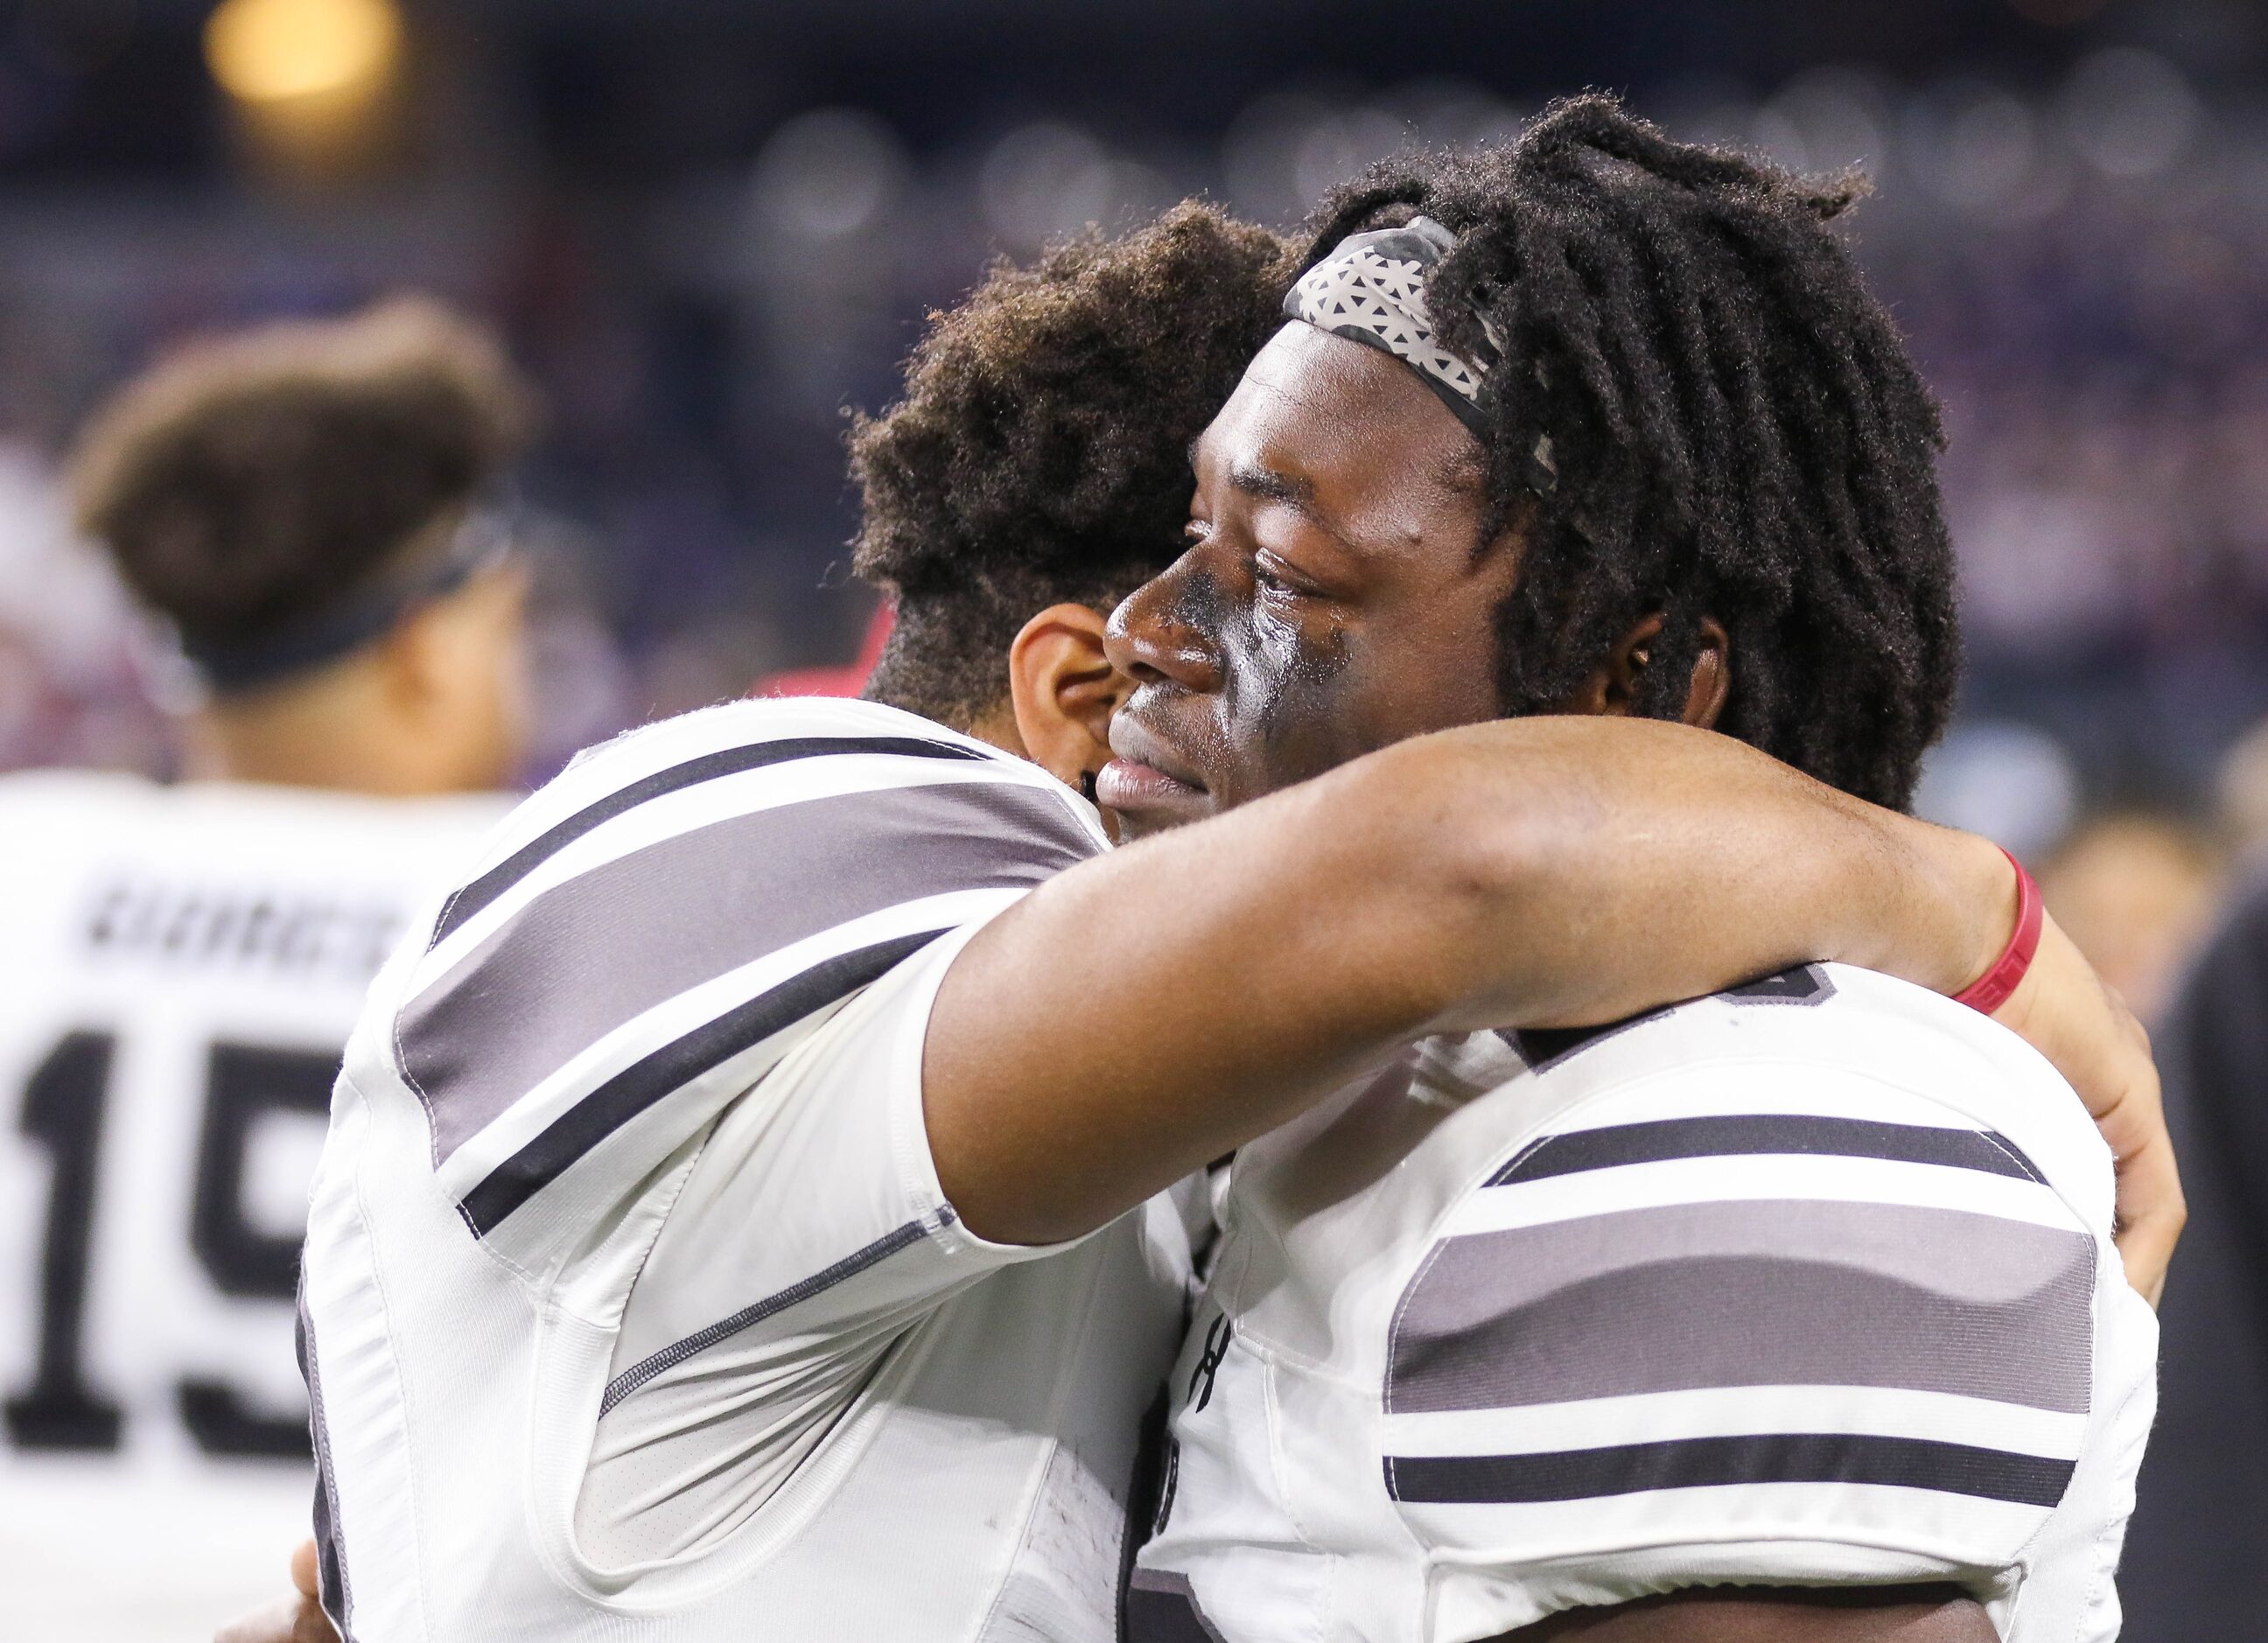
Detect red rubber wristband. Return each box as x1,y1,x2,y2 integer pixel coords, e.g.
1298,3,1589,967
1952,848,2044,1015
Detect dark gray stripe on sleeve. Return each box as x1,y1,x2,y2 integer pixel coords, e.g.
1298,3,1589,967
459,929,948,1234
1487,1115,2046,1187
1508,965,1836,1071
432,734,993,946
1384,1433,2077,1508
1718,963,1838,1006
294,1290,351,1636
401,778,1096,1167
599,1214,940,1415
1124,1570,1230,1643
1387,1199,2093,1415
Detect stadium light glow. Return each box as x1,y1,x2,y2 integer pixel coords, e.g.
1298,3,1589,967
204,0,402,106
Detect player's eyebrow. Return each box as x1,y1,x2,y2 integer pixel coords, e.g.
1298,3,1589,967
1226,457,1363,553
1187,432,1312,507
1193,434,1360,552
1227,458,1313,507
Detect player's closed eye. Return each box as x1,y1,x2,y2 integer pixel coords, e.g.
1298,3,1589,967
1253,550,1323,599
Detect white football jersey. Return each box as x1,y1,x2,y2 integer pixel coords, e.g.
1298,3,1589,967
301,697,1205,1643
0,770,512,1643
1132,964,2158,1643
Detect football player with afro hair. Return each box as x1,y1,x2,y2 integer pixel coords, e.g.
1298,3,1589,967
850,199,1301,738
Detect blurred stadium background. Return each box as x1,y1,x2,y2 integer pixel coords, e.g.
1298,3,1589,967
0,0,2260,1008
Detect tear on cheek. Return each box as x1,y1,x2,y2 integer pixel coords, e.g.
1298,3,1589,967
1253,623,1354,758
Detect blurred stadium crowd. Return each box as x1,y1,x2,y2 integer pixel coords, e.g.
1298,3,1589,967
0,10,2250,1226
0,10,2250,834
0,9,2263,1034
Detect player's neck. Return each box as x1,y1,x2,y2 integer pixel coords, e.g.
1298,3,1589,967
962,699,1030,760
182,668,458,798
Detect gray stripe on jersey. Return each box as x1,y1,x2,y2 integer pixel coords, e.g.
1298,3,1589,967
600,1214,939,1414
399,779,1095,1166
458,929,948,1237
1387,1199,2093,1415
431,733,994,946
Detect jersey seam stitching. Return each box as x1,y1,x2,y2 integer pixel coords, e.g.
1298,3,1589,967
598,1214,942,1414
336,1067,442,1643
1968,1123,2047,1183
391,992,449,1173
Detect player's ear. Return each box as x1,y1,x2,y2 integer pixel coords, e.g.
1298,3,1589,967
1681,618,1732,730
375,598,450,717
1562,614,1731,730
374,565,530,778
1006,602,1128,799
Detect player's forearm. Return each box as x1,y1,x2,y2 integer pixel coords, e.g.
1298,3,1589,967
1402,717,2015,1032
926,717,2012,1246
927,746,1466,1243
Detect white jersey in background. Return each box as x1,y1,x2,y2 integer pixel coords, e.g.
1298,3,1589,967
0,772,512,1643
301,696,1205,1643
1133,963,2158,1643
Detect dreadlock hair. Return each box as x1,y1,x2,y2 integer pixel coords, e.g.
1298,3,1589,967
71,297,534,665
1305,94,1959,810
851,200,1300,731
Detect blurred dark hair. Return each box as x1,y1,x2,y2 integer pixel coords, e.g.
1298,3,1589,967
70,297,535,658
1307,94,1961,810
850,199,1299,730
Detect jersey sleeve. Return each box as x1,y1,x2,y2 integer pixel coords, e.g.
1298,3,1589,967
1382,1052,2110,1632
573,911,1093,1563
598,908,1074,1394
376,697,1103,1283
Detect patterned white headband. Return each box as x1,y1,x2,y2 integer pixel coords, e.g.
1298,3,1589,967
1284,214,1556,493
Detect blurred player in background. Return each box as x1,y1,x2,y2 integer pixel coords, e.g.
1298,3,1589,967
2119,864,2268,1638
2036,811,2221,1031
0,298,533,1640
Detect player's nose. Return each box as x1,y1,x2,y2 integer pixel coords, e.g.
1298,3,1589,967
1105,558,1225,696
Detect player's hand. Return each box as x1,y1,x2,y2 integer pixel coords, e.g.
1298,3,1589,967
212,1540,336,1643
1990,911,2183,1308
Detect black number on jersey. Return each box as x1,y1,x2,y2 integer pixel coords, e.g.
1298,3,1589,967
1512,964,1840,1072
1186,1312,1232,1415
1720,962,1837,1006
181,1042,335,1457
5,1032,122,1451
6,1031,334,1459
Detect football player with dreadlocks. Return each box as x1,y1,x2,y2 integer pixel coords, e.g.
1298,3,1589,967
1122,98,2152,1643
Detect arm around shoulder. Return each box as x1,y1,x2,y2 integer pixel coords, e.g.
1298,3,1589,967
923,715,2037,1247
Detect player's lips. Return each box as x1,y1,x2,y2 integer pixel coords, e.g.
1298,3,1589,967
1098,718,1210,822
